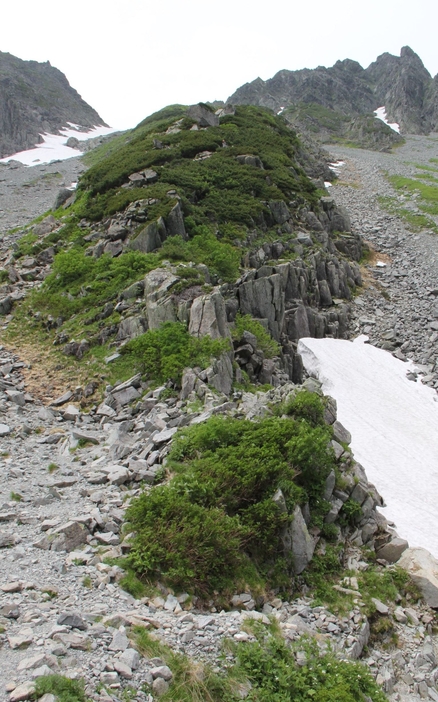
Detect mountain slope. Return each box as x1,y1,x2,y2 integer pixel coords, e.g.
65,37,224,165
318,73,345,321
0,51,107,158
228,46,438,135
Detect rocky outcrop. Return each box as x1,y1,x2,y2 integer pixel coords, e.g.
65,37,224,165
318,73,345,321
228,46,438,136
0,51,107,157
366,46,433,134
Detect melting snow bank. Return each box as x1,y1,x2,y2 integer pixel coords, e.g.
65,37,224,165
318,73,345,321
298,335,438,559
0,124,117,166
374,106,400,134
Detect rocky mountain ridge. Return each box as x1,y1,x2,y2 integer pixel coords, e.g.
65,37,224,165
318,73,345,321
2,102,438,701
0,51,107,158
228,46,438,138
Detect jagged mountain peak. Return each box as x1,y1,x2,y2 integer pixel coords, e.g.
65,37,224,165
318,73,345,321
0,50,107,158
228,47,438,135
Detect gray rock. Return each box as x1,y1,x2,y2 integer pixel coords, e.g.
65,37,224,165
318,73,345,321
189,290,231,339
120,648,140,669
398,547,438,607
57,612,87,630
0,296,13,315
332,420,351,444
187,103,219,127
377,537,409,563
283,505,315,574
53,188,73,210
51,521,88,552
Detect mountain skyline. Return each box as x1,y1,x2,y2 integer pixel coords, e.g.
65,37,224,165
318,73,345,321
3,0,438,129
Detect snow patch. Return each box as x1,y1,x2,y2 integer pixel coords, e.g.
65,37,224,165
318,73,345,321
324,181,333,188
374,106,400,134
298,335,438,558
0,125,117,167
329,160,345,176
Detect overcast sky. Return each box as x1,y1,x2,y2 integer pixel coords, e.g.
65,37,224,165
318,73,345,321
3,0,438,130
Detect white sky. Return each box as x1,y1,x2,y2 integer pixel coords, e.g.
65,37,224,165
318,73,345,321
2,0,438,130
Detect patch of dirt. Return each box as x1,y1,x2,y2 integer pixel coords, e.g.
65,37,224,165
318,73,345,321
3,340,90,404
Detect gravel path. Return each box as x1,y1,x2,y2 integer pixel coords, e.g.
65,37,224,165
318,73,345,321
328,135,438,389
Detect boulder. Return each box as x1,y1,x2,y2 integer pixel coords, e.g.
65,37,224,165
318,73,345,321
187,104,219,127
33,215,56,237
165,201,187,239
53,188,73,210
189,290,231,340
377,537,409,563
282,505,315,574
144,266,179,329
397,547,438,607
130,217,167,253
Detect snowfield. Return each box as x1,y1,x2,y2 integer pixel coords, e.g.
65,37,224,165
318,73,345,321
374,106,400,133
0,124,117,166
298,335,438,558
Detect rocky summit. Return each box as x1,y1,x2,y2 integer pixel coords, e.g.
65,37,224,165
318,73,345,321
228,46,438,144
0,51,107,158
1,85,438,702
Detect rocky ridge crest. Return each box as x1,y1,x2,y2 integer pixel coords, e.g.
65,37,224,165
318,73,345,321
228,46,438,138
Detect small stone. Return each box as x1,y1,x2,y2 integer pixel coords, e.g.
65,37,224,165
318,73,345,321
109,630,129,652
100,672,119,685
113,661,132,679
57,613,87,630
9,682,35,702
8,628,34,649
151,665,173,681
120,648,140,670
371,598,389,615
152,678,169,697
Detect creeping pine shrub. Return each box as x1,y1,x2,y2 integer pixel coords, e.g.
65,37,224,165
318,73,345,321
232,312,281,358
283,388,326,427
32,249,158,318
125,414,335,595
159,226,241,282
121,321,229,385
232,630,388,702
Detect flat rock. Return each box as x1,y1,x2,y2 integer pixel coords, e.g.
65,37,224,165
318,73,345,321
9,682,36,702
50,390,73,407
398,547,438,607
153,427,177,444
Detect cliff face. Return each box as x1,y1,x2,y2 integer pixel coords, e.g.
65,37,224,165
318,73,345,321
0,51,107,157
365,46,433,133
228,46,438,135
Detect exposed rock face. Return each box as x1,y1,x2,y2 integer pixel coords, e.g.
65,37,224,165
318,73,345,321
228,46,438,135
0,51,107,157
366,46,433,133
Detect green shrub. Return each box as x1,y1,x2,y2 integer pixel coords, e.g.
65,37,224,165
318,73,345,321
33,675,87,702
283,389,325,426
126,488,251,595
32,249,158,318
160,226,241,282
125,414,335,595
233,632,387,702
232,313,280,358
121,321,229,385
339,498,363,526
